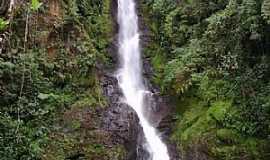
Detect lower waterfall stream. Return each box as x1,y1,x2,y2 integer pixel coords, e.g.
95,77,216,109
116,0,170,160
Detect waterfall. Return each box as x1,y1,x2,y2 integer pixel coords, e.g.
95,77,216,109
116,0,170,160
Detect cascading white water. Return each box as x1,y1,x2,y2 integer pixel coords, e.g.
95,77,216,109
116,0,170,160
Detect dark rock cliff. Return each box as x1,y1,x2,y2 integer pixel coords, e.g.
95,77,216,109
102,0,180,159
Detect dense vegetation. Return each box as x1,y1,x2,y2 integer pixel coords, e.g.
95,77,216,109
1,0,270,160
140,0,270,159
0,0,125,159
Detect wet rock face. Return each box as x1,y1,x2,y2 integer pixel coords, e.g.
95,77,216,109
103,1,180,160
141,82,181,160
100,68,179,160
103,1,149,159
101,73,150,160
137,0,181,159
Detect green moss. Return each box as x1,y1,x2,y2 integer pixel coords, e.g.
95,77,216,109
72,74,97,87
212,137,266,160
172,97,269,160
42,131,126,160
73,96,98,108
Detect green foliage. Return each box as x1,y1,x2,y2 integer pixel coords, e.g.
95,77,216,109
142,0,270,159
0,47,86,158
0,18,9,30
208,101,232,122
31,0,43,11
0,0,113,159
216,129,240,143
62,0,113,65
171,96,269,160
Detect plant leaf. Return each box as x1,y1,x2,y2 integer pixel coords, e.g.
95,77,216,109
31,0,43,11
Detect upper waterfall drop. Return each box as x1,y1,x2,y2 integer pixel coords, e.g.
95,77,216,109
116,0,170,160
